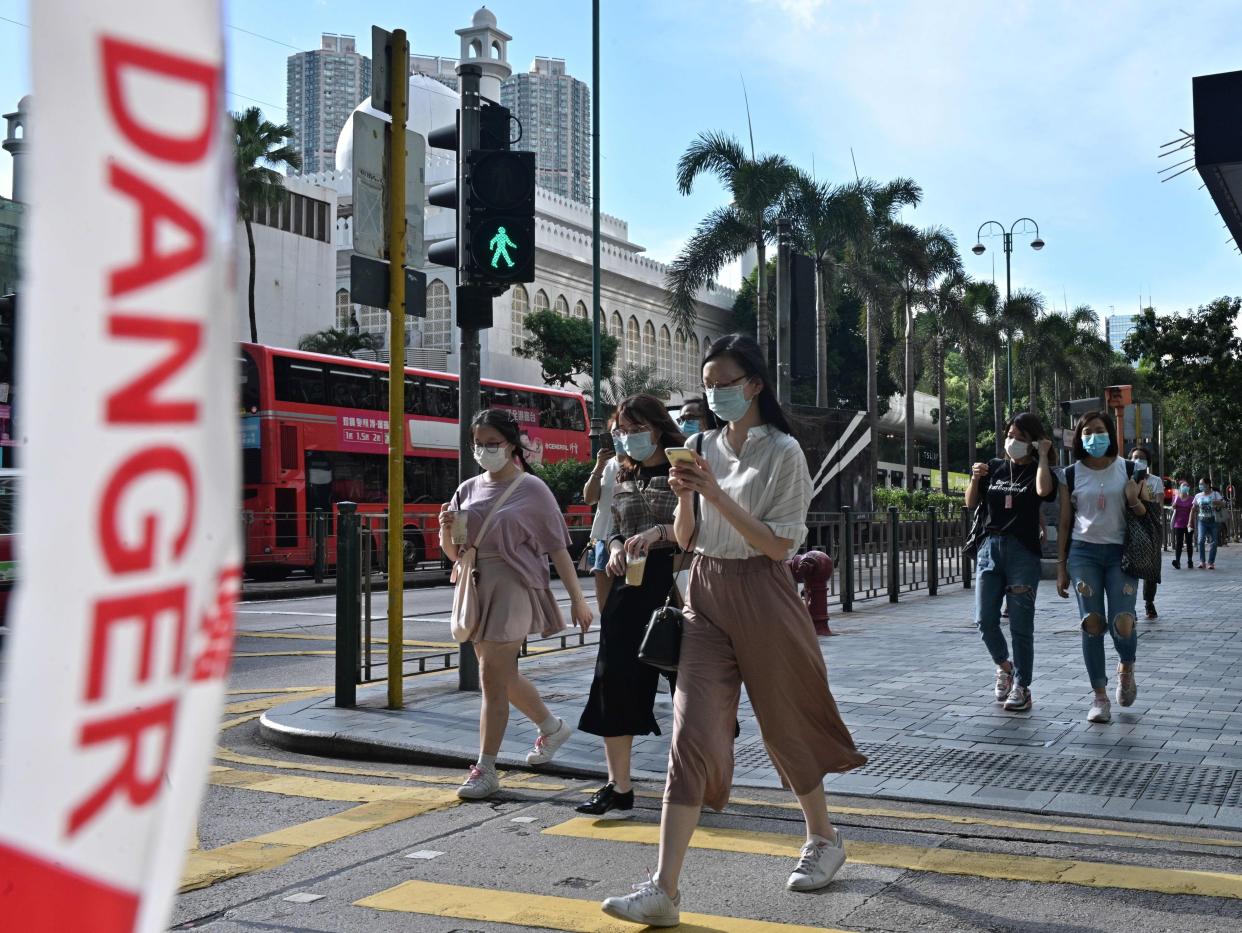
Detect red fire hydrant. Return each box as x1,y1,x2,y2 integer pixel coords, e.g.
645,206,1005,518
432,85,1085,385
787,549,834,636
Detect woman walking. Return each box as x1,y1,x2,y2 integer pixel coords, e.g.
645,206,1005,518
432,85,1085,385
439,410,593,800
584,411,620,609
1056,412,1151,724
576,395,686,820
1129,447,1164,619
965,413,1058,713
1192,479,1222,569
1170,479,1195,569
602,334,865,927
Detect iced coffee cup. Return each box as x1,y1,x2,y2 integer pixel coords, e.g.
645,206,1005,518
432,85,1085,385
625,553,647,586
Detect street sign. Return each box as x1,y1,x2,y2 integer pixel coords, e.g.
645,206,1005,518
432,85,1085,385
371,25,392,115
350,254,426,317
352,111,425,268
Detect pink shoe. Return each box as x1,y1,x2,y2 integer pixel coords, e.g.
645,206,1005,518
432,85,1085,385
1209,563,1216,570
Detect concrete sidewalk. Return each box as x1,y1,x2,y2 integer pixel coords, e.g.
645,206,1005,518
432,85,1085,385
261,547,1242,829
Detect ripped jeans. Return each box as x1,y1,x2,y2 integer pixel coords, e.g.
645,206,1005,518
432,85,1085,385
975,534,1041,687
1067,540,1138,690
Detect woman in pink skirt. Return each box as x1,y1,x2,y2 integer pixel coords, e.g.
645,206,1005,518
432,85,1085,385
439,410,593,800
602,334,865,927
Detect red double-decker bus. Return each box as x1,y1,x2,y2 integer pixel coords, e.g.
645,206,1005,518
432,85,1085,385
239,342,590,580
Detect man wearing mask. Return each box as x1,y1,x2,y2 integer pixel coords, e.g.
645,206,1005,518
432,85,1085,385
1129,448,1164,619
676,397,711,436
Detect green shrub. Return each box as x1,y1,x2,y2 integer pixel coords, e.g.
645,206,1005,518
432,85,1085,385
531,458,594,509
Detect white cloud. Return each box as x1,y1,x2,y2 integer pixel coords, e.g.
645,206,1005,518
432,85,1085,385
753,0,830,26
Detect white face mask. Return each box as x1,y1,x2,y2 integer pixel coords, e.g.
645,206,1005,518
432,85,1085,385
1004,438,1030,459
473,445,512,473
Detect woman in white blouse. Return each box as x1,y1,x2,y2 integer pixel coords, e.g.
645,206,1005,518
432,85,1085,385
602,334,866,928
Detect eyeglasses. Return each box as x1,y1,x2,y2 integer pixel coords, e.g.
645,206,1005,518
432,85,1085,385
702,374,749,391
473,442,506,453
611,425,648,440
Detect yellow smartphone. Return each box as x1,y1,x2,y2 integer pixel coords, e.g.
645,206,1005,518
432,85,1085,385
665,446,696,466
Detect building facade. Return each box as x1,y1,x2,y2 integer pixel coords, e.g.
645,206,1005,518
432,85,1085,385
501,58,591,203
236,173,338,349
286,34,372,175
1105,313,1138,353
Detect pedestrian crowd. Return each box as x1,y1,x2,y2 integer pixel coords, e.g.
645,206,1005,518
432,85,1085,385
435,330,1227,928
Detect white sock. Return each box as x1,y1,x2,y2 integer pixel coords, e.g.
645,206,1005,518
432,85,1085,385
477,753,496,771
538,715,561,736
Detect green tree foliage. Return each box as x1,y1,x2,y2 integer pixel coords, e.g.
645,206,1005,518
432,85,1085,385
585,363,681,405
297,328,383,358
514,308,619,387
233,107,301,343
532,458,595,508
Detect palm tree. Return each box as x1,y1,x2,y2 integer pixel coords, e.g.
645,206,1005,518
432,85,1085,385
585,362,680,405
782,172,873,406
843,179,922,469
883,223,960,491
962,280,1001,463
928,269,978,493
983,289,1041,450
667,131,794,362
297,328,384,358
234,107,301,343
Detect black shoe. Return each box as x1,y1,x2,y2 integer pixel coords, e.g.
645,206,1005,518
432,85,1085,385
1172,560,1180,569
1146,603,1158,620
575,783,634,819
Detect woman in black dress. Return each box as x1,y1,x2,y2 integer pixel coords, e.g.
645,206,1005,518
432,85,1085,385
577,394,686,819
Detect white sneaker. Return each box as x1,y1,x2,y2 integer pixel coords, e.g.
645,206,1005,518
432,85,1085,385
1116,669,1138,707
1087,696,1112,723
787,833,847,891
601,878,680,928
994,666,1014,702
526,718,573,766
456,764,500,799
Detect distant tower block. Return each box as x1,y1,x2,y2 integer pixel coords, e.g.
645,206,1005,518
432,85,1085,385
3,96,30,203
455,7,512,101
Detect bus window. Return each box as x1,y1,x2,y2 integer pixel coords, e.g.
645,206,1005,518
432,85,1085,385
274,357,328,406
545,395,586,432
238,350,260,414
404,376,424,416
328,366,378,411
424,378,457,418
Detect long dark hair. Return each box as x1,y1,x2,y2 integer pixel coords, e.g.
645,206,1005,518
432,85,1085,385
472,409,533,473
701,333,793,435
614,393,686,480
1073,410,1118,460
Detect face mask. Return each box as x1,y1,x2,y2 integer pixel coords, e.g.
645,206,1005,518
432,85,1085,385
619,430,656,462
1180,485,1190,495
1081,433,1110,457
473,445,511,473
1200,483,1209,493
706,384,752,423
678,418,700,435
1132,459,1148,473
1004,438,1030,459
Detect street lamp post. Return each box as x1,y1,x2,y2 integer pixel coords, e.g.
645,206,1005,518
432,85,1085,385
971,218,1044,418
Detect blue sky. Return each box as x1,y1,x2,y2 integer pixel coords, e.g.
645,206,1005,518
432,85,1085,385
1,0,1239,322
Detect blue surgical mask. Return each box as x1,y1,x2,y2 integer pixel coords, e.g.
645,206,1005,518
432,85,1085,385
1133,459,1148,473
1082,433,1110,457
1200,483,1209,493
619,430,656,462
1180,485,1190,495
678,418,700,435
706,384,752,423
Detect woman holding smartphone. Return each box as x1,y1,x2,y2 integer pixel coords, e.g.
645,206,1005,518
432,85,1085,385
576,395,686,819
602,334,864,928
439,410,593,800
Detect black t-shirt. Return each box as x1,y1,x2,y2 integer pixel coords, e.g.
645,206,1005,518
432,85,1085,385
982,457,1059,556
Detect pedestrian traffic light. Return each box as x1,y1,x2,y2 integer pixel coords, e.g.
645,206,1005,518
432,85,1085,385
465,149,535,284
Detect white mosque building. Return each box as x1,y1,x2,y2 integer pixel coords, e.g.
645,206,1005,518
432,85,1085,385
317,8,734,401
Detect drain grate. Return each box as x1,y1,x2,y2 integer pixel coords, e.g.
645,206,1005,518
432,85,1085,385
814,743,1242,807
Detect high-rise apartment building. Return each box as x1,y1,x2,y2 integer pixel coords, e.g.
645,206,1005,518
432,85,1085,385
411,54,459,92
286,34,371,175
501,57,591,203
1105,313,1139,353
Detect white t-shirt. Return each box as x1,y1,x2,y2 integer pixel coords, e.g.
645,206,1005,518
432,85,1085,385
1070,458,1129,545
589,457,619,541
676,425,811,559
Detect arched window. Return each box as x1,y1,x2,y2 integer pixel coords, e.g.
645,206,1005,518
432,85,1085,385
511,284,529,351
535,289,550,317
687,334,700,386
626,316,641,366
658,326,672,379
554,294,569,317
673,330,687,387
335,288,351,330
574,300,589,320
610,311,623,342
424,280,452,350
642,321,656,369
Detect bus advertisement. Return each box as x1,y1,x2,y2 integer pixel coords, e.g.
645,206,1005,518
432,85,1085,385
239,343,590,579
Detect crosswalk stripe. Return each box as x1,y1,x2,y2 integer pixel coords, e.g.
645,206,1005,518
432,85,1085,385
544,817,1242,900
355,879,852,932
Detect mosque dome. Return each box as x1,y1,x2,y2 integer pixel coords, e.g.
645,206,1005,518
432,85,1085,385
334,74,459,198
472,7,497,28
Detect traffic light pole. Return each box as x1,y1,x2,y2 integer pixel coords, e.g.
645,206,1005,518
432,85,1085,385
385,30,409,711
590,0,602,453
457,64,483,693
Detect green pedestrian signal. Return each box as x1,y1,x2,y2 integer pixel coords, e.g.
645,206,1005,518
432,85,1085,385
489,226,518,269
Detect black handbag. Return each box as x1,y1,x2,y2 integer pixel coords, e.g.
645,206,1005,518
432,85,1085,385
636,435,702,672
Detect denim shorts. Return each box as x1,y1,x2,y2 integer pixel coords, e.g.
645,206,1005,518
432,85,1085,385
592,538,609,573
